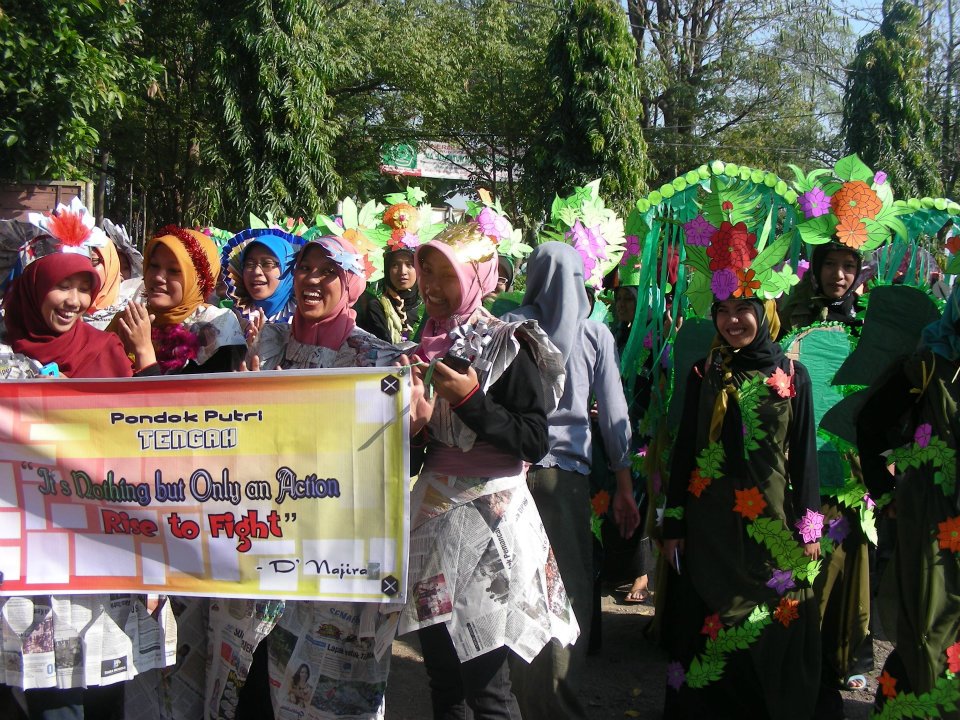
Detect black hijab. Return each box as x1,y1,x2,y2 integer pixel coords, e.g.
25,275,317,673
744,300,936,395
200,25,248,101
811,243,862,325
711,297,785,371
382,248,421,317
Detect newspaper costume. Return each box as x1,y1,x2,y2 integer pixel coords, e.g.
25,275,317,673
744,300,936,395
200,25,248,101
204,234,403,720
397,305,579,662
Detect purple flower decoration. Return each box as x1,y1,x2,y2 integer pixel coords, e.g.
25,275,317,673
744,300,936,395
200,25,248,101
711,268,738,300
476,207,511,241
865,493,876,510
766,568,796,595
915,423,932,448
795,508,825,543
684,214,716,247
798,188,829,219
827,515,850,544
400,231,420,249
666,661,686,691
566,220,607,277
796,259,810,281
874,171,888,185
624,235,640,255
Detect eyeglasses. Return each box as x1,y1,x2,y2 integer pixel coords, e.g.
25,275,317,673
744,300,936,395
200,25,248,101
243,258,281,272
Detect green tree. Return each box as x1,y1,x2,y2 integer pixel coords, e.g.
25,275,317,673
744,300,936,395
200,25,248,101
202,0,342,221
0,1,159,179
630,0,853,183
525,0,651,215
842,0,943,197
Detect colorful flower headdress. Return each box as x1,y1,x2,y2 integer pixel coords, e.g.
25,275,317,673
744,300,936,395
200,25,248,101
464,189,533,261
790,154,905,253
27,196,107,259
538,180,625,288
680,174,799,310
314,187,445,282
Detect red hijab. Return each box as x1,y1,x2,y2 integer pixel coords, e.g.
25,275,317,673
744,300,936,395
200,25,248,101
4,254,133,378
291,236,367,350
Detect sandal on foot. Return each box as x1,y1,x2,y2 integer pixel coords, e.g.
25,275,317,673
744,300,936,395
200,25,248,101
845,674,868,691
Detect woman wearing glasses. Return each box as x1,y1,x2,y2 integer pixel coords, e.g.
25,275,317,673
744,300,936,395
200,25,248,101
220,228,300,344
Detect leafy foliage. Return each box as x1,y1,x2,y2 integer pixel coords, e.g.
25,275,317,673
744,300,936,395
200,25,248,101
842,1,943,198
0,1,159,178
524,0,651,215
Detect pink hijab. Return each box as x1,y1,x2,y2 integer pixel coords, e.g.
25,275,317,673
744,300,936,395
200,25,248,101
414,224,499,361
292,236,367,349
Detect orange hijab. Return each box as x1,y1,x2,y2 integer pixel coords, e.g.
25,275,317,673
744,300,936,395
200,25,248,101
91,240,121,310
145,227,221,326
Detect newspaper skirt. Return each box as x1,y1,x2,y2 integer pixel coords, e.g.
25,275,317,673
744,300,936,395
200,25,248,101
397,471,579,663
0,594,176,691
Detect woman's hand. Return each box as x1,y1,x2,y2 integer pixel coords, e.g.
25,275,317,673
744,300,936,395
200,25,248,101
237,355,281,372
662,537,685,573
397,354,434,435
245,309,265,347
431,361,479,405
117,301,157,371
803,542,821,561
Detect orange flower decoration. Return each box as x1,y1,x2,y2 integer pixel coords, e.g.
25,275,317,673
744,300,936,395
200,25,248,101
383,202,420,231
688,469,712,498
733,487,767,520
834,215,869,250
938,516,960,552
830,180,882,222
591,490,611,516
343,227,378,255
701,613,723,640
766,367,796,399
878,670,898,698
733,267,761,298
773,596,799,627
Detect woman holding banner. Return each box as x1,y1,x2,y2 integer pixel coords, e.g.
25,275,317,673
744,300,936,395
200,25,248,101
397,222,577,720
229,232,402,720
0,253,163,717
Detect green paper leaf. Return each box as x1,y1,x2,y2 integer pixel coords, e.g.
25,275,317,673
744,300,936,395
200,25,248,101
796,215,836,245
341,197,359,229
752,229,794,275
835,155,873,183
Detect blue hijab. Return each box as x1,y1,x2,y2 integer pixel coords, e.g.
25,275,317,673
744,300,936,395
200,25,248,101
240,235,296,320
921,284,960,362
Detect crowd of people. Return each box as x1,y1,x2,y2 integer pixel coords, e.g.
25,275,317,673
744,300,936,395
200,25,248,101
0,154,959,720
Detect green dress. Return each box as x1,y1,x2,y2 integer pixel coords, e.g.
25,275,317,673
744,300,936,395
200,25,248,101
662,348,823,719
858,349,960,718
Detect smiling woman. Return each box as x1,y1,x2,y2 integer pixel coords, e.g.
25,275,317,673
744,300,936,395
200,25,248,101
3,253,151,377
124,226,245,373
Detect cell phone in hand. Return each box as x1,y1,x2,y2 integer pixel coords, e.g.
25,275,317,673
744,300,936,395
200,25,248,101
441,353,472,374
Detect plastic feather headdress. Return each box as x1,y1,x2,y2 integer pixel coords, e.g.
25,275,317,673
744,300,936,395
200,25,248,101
27,196,106,257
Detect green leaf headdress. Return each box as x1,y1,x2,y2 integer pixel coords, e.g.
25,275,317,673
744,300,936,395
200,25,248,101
538,180,625,288
464,189,533,262
313,187,445,282
791,154,906,253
